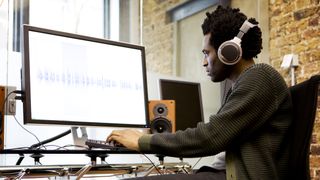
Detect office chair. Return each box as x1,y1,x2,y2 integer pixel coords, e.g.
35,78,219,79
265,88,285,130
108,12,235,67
288,75,320,180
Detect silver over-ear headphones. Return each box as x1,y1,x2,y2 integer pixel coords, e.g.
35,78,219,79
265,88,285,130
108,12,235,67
217,20,257,65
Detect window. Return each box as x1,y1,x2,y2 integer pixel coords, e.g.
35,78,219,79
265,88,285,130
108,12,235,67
13,0,140,52
29,0,105,38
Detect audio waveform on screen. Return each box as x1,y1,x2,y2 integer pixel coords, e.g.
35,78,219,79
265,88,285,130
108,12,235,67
35,69,143,91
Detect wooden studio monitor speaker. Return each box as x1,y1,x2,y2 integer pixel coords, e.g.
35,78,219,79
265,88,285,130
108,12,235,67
148,100,175,134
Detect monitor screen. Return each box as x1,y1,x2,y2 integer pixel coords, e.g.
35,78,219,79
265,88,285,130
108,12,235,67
22,25,149,128
159,79,204,131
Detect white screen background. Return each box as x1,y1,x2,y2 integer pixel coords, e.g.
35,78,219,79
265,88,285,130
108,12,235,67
28,31,147,126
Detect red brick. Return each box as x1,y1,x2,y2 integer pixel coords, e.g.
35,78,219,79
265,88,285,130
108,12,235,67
270,0,320,172
294,6,320,20
309,16,319,26
311,145,320,155
310,156,320,167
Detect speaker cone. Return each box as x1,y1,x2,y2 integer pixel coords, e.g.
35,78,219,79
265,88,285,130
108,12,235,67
150,117,172,134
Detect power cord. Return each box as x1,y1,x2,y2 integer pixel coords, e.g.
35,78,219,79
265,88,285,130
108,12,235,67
191,157,203,170
13,115,46,150
141,154,162,175
29,129,71,149
56,144,89,150
1,89,45,149
2,91,86,151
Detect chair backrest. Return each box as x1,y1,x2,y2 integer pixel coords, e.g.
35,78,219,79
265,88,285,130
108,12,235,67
288,75,320,180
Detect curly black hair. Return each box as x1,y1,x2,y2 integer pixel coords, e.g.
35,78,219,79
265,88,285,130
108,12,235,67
201,6,262,60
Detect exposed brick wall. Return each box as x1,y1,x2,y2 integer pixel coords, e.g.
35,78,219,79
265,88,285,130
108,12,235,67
143,0,185,75
269,0,320,179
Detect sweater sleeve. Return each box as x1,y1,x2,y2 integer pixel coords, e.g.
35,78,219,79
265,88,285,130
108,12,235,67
139,65,288,157
138,134,152,151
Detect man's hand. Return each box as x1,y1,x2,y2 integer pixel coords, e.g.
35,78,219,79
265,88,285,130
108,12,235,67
107,129,144,151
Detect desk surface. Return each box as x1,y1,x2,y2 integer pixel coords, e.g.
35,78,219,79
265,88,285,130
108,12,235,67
0,163,146,179
0,148,138,154
0,162,192,179
0,149,186,179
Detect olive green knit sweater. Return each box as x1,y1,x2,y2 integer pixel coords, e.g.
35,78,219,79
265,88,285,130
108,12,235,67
139,63,292,180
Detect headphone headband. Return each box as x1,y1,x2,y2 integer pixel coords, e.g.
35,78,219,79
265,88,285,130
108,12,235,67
236,20,257,39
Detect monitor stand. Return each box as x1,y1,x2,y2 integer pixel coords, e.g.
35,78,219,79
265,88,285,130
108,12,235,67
71,127,88,147
71,127,110,164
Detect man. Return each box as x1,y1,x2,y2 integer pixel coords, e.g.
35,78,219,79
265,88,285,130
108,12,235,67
107,6,292,180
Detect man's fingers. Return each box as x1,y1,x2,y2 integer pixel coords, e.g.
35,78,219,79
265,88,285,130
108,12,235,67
107,130,123,142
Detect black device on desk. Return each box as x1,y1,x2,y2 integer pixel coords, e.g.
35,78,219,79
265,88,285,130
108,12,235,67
85,139,131,152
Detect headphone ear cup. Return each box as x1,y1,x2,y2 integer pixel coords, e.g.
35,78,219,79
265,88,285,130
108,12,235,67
217,38,242,65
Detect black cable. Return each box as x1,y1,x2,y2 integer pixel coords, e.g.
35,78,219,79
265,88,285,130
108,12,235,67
14,90,23,101
141,154,162,175
0,90,70,150
4,146,30,150
36,144,66,150
29,129,71,149
14,96,23,101
191,157,203,170
12,115,46,150
181,166,189,174
0,90,45,150
57,144,88,150
13,90,23,94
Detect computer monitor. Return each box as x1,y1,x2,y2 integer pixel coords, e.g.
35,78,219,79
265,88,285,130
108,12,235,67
159,79,204,131
22,25,149,128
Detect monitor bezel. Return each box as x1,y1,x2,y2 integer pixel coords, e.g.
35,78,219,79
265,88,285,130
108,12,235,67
22,24,150,128
158,78,205,130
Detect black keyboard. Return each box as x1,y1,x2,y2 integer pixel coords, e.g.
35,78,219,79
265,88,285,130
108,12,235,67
85,139,129,151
